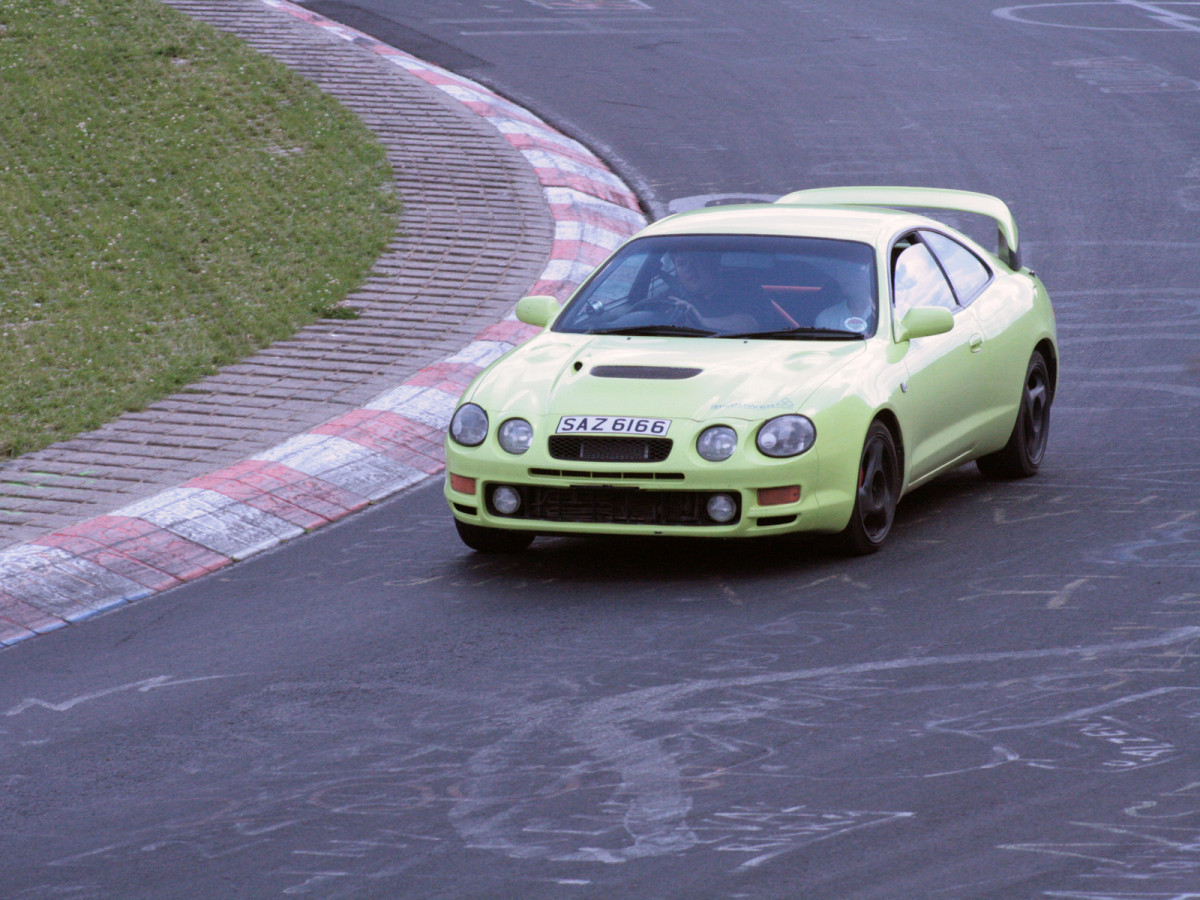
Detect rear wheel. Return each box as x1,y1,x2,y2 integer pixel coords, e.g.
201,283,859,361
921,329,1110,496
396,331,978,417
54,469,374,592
977,350,1052,479
455,519,534,553
837,421,901,555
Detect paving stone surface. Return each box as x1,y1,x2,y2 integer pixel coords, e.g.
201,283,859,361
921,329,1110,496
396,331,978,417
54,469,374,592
0,0,647,646
0,0,554,547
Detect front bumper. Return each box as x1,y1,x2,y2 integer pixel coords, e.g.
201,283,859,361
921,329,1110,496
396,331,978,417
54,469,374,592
445,435,853,538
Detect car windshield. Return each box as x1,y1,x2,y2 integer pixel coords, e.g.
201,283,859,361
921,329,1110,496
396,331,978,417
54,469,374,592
553,233,878,339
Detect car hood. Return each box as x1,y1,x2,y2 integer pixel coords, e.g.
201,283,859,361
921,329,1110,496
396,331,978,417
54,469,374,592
465,333,865,422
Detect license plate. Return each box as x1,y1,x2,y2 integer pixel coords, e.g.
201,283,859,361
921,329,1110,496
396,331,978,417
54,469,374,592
556,415,671,436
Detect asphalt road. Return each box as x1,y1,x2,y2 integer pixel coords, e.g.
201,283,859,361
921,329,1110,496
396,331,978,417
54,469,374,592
3,1,1200,898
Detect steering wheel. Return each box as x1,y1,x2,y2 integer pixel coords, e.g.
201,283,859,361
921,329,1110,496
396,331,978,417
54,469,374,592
644,295,705,328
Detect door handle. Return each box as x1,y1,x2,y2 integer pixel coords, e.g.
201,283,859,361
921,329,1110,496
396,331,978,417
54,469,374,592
969,333,983,353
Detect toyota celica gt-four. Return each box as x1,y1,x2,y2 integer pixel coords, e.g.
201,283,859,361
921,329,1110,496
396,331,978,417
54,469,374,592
444,186,1057,554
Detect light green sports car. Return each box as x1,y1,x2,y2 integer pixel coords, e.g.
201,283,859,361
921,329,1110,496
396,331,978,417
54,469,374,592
445,187,1057,554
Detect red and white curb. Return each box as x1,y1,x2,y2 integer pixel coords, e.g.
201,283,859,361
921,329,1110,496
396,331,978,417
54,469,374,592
0,0,646,647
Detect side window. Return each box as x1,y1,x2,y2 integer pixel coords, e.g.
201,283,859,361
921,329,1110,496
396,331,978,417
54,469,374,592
922,231,991,305
892,239,956,318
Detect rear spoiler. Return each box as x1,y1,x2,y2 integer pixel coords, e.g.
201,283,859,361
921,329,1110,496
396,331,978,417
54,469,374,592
776,186,1021,270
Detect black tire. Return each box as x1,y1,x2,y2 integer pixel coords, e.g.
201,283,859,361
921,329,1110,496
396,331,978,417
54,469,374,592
976,350,1052,480
837,421,901,556
455,519,534,553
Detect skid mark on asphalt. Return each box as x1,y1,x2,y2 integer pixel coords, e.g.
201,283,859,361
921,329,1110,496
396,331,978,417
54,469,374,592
4,673,246,717
19,618,1200,894
443,627,1200,865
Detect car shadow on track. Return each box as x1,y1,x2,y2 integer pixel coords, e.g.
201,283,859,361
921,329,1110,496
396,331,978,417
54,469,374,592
438,465,1003,589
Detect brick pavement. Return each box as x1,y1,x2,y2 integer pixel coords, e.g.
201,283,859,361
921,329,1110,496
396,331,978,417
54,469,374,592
0,0,646,645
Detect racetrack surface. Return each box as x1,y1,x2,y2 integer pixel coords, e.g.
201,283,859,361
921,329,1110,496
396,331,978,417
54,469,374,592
2,1,1199,897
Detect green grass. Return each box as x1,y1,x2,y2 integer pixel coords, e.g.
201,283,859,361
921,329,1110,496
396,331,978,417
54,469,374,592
0,0,400,458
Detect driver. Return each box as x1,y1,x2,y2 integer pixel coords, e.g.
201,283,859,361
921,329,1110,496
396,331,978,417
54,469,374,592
665,252,757,331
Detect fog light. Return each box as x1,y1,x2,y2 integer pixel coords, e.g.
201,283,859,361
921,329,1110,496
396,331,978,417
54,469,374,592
706,493,737,523
492,485,521,516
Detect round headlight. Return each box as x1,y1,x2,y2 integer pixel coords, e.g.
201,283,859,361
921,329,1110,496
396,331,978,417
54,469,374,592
449,403,488,447
498,418,534,455
696,425,738,462
756,415,816,458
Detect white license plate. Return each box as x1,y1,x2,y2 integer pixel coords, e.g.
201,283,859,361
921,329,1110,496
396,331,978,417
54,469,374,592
556,415,671,436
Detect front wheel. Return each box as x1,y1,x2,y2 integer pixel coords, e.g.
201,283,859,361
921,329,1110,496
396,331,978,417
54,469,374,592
837,421,901,556
976,350,1052,479
455,519,534,553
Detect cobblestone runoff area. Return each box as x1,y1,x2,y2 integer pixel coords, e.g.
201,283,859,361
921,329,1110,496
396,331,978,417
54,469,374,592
0,0,646,645
0,0,553,547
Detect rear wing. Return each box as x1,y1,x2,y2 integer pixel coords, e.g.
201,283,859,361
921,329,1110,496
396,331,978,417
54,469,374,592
776,186,1021,270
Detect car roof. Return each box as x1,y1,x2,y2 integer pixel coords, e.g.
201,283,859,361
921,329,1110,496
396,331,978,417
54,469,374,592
638,203,935,248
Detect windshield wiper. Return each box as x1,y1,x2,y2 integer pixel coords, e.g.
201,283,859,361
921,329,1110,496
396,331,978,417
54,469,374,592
589,324,718,337
718,326,867,340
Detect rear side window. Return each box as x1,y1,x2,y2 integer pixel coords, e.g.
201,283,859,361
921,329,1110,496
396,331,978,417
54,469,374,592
922,231,991,305
892,242,956,317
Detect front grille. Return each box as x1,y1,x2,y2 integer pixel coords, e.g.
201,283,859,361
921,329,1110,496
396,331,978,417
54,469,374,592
529,468,684,481
490,485,739,527
549,436,672,463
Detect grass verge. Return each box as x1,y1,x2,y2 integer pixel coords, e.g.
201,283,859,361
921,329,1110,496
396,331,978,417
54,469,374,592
0,0,400,457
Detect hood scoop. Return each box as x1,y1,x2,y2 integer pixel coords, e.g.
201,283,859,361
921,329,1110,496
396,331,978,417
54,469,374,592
590,365,703,380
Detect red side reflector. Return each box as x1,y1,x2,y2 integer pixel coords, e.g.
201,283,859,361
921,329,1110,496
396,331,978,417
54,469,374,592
450,474,476,495
757,485,800,506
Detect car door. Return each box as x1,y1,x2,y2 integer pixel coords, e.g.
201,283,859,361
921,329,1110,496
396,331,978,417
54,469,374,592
920,229,1025,448
890,233,987,484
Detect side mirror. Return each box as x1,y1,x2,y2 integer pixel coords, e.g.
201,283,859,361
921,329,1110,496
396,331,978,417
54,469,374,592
895,307,954,342
516,295,559,328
